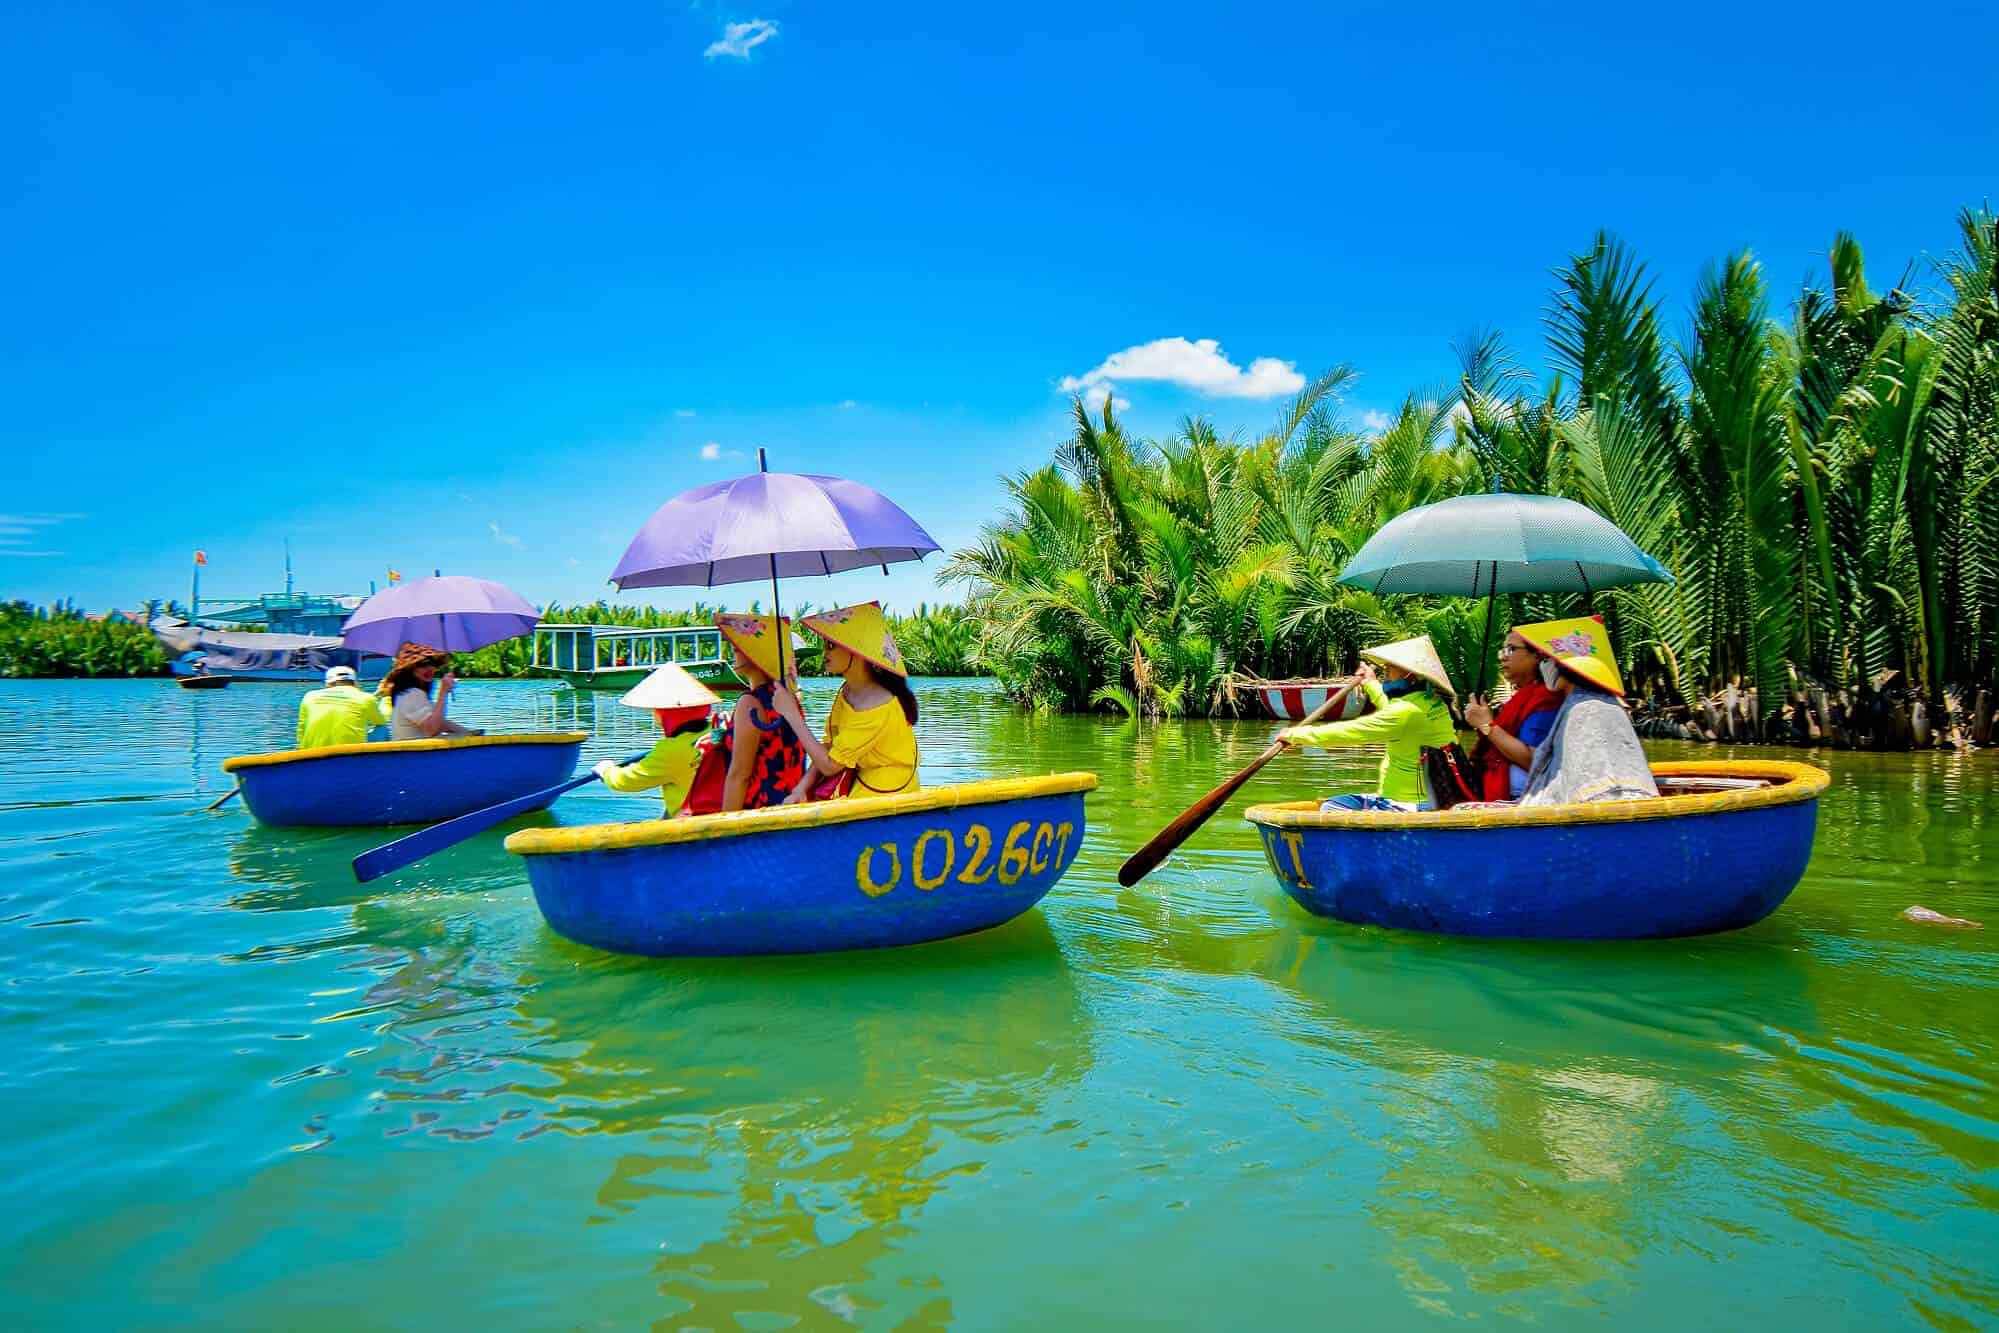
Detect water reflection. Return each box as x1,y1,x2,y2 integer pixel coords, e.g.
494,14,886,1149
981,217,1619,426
511,914,1090,1323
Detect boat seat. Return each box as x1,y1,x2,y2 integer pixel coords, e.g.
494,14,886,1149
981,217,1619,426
1655,776,1772,794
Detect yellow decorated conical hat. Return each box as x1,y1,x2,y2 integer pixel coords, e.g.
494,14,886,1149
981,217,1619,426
1515,615,1624,696
716,612,797,688
1359,634,1457,698
617,662,722,711
801,601,906,677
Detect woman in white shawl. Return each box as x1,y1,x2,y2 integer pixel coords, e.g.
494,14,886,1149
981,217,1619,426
1513,616,1659,806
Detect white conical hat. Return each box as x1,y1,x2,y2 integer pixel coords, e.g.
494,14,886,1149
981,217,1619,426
1360,634,1457,698
617,663,721,711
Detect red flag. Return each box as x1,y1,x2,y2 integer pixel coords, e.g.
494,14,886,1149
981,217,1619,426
193,550,207,566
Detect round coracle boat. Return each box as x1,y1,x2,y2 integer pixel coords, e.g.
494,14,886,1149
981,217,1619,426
504,772,1098,957
221,733,589,828
1244,760,1830,940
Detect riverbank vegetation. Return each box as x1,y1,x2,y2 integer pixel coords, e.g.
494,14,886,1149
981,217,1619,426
0,602,166,678
948,211,1999,747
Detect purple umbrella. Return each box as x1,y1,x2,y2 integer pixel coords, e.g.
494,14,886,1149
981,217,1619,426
609,450,940,678
340,575,542,655
610,456,941,590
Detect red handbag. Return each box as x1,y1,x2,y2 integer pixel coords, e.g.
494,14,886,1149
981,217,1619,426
807,769,855,801
678,737,731,815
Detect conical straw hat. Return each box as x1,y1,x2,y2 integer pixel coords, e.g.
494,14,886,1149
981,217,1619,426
801,601,907,677
716,612,797,689
1515,616,1624,696
617,662,722,711
1359,634,1457,698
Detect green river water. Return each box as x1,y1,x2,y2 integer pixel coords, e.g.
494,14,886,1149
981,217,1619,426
1,677,1993,1329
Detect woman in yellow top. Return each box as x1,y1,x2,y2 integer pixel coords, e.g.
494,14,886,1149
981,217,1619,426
787,602,920,801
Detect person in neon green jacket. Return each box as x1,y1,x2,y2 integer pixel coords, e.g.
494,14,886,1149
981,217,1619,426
296,665,392,750
591,663,721,816
1277,635,1459,810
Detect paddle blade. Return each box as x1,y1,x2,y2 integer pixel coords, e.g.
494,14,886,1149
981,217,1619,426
350,750,644,883
1115,680,1359,888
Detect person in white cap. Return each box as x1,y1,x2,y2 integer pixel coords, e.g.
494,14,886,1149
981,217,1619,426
295,664,392,751
1277,634,1459,811
592,663,722,816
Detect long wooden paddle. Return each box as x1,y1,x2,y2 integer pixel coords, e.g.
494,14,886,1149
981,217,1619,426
1117,679,1364,887
351,749,648,884
203,786,243,812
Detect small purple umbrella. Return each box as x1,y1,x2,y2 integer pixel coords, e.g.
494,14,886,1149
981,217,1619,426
609,450,940,677
341,575,542,655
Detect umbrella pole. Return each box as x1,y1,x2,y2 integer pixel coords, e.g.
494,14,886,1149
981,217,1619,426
1474,561,1498,697
758,448,792,684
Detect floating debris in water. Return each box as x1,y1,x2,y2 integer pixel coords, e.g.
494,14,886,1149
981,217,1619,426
1901,905,1983,929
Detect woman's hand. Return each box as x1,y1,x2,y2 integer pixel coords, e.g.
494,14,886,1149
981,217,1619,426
438,672,458,694
1464,694,1493,731
592,759,619,781
1276,727,1300,745
1353,662,1377,685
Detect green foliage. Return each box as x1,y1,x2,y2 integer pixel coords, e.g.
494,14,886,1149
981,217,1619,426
951,211,1999,717
0,602,167,678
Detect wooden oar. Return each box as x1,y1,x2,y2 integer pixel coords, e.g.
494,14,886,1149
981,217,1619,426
1117,679,1364,887
352,749,648,884
203,786,242,812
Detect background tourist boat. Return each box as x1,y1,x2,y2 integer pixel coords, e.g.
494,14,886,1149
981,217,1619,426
1245,760,1828,939
506,773,1097,956
176,672,233,690
529,622,743,693
221,732,589,827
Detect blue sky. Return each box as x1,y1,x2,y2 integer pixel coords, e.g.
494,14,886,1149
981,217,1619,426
7,2,1996,616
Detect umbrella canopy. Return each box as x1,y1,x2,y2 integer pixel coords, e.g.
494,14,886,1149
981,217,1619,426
610,470,941,591
340,575,541,655
1337,493,1672,596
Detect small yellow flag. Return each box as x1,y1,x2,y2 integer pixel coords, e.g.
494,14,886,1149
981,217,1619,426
388,569,402,583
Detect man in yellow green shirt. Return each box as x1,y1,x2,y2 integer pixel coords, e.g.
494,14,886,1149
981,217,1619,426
296,665,392,750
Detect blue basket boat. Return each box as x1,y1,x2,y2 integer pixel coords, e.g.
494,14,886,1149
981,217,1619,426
1244,760,1829,940
222,733,589,828
504,773,1098,957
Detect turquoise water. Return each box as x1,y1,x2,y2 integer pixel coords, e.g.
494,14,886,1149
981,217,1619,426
1,678,1994,1328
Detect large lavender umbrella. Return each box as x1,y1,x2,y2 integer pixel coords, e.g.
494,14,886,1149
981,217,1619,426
340,575,541,655
609,450,940,678
610,454,940,590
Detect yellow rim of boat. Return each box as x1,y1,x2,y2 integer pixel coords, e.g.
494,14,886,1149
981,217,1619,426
506,771,1100,856
222,732,590,772
1244,760,1829,831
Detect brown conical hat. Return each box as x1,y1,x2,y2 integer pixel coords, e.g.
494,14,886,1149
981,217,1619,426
1360,634,1457,698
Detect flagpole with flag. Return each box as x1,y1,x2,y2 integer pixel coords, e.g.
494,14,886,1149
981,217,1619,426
191,550,207,619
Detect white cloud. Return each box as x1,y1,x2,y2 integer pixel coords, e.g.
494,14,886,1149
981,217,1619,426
1072,387,1131,414
705,18,778,60
700,442,745,461
489,521,523,549
838,399,858,409
674,408,697,418
0,512,82,557
1059,337,1306,402
1358,409,1392,435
